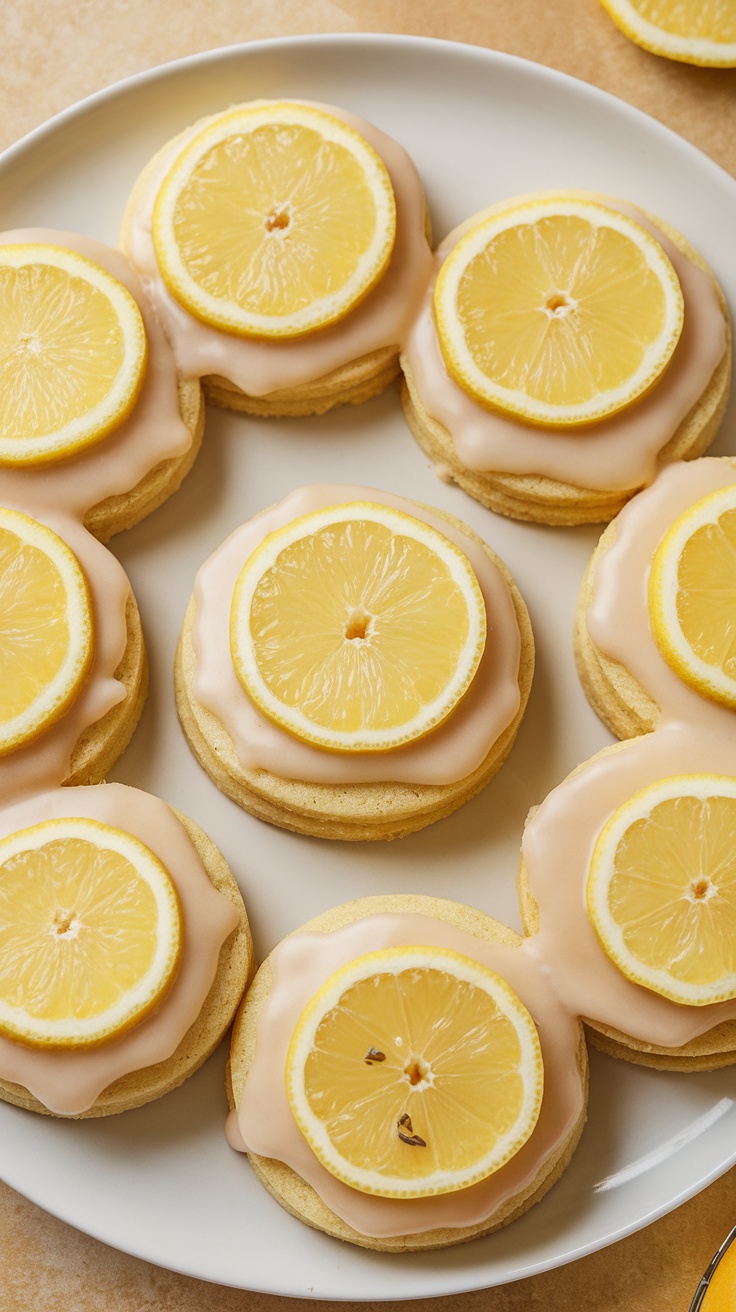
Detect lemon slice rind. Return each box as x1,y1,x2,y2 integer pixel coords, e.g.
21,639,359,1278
152,102,397,339
285,945,544,1198
0,817,182,1048
587,774,736,1006
0,244,148,466
433,197,684,427
599,0,736,67
0,508,94,755
229,502,487,753
649,483,736,710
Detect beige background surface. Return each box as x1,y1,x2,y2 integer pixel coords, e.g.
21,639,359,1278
1,2,735,1309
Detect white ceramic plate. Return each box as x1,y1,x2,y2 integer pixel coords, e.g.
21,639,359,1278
1,34,735,1301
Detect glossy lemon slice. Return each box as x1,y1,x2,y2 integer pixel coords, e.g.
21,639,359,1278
587,775,736,1005
599,0,736,66
229,502,487,752
0,244,147,465
649,484,736,709
0,507,94,754
0,817,182,1048
433,196,684,427
152,102,397,339
285,945,544,1198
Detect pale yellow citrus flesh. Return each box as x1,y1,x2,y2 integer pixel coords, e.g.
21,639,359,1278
599,0,736,66
0,508,94,755
587,775,736,1005
152,103,397,338
0,244,147,465
285,946,544,1198
433,197,684,427
229,502,487,752
0,818,182,1048
649,485,736,710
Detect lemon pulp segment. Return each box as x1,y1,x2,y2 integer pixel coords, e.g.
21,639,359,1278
587,775,736,1005
229,502,487,752
285,946,544,1197
0,508,94,754
0,244,147,465
152,103,397,338
0,817,182,1048
599,0,736,65
649,484,736,709
433,197,684,427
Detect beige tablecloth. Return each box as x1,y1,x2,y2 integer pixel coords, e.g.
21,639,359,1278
1,4,735,1309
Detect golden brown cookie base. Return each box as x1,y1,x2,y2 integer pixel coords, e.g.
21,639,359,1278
518,834,736,1072
83,378,204,542
228,894,588,1251
65,591,148,787
175,507,534,841
203,347,400,418
0,811,253,1117
400,206,731,527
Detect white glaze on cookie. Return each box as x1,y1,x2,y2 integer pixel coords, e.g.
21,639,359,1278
191,484,522,786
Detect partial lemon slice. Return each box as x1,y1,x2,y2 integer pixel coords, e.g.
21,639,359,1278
587,775,736,1005
0,508,94,755
599,0,736,66
229,502,487,752
433,196,684,427
152,102,397,339
649,483,736,710
285,945,544,1198
0,244,147,465
0,817,182,1048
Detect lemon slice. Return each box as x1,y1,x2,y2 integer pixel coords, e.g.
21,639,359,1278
152,102,397,339
649,484,736,710
433,196,684,427
599,0,736,66
0,507,94,755
229,502,487,752
285,945,544,1198
0,817,182,1048
587,775,736,1005
0,244,147,465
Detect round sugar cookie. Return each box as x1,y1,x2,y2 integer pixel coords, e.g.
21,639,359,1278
119,102,434,420
574,456,736,739
518,739,736,1071
0,803,253,1118
227,894,588,1252
400,196,731,527
175,495,534,842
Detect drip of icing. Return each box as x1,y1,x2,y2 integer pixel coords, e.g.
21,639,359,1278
125,102,435,393
0,228,191,519
403,201,726,492
0,784,239,1116
0,511,129,806
233,912,584,1238
191,483,522,786
586,456,736,728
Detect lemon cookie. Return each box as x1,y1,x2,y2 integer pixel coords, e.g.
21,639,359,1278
0,229,203,542
401,192,730,525
575,456,736,739
519,731,736,1070
175,484,533,841
0,783,252,1117
121,101,433,418
226,894,587,1252
0,507,147,803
